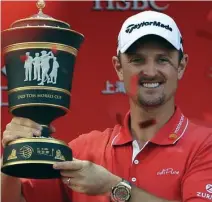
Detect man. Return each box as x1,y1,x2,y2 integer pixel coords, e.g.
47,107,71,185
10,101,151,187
38,50,54,86
49,57,60,84
2,10,212,202
23,52,33,82
32,52,41,81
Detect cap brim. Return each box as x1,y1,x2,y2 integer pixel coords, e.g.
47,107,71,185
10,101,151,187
119,30,181,53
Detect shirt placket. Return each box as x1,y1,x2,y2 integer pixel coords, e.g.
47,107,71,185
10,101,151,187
129,140,149,186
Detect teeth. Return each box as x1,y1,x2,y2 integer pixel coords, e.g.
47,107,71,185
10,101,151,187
142,83,160,88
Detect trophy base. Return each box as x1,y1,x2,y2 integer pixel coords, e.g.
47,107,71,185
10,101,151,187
1,137,72,179
1,162,62,179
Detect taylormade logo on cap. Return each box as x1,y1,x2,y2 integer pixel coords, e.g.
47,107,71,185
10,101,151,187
125,21,173,34
117,11,184,54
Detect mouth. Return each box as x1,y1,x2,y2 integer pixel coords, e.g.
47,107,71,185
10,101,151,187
139,82,164,89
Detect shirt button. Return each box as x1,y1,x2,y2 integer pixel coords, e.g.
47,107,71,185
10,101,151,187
134,160,139,164
131,177,136,182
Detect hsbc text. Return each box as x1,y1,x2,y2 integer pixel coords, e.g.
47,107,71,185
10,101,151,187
93,0,169,11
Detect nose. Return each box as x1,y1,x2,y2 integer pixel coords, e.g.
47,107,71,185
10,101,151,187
142,60,158,77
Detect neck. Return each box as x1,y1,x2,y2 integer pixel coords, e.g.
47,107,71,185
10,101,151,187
129,97,175,144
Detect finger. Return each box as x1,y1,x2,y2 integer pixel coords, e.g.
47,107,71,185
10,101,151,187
69,185,84,193
53,161,84,171
62,177,69,185
61,177,75,186
6,123,41,136
61,177,82,192
60,170,80,178
11,117,42,130
2,130,34,147
61,177,80,186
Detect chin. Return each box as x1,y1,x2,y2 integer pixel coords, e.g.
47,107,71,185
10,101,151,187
138,96,166,108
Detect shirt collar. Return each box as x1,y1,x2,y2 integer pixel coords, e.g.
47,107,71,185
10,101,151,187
112,107,189,146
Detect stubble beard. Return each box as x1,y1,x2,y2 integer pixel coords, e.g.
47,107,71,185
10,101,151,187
137,92,166,108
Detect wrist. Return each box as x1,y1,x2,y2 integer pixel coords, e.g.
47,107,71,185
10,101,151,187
106,174,122,193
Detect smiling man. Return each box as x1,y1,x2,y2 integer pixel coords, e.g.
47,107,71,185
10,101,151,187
2,11,212,202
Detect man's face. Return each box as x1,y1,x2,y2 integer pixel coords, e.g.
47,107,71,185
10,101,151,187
113,37,188,107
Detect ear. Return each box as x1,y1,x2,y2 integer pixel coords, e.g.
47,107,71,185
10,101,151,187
112,56,123,81
178,53,189,80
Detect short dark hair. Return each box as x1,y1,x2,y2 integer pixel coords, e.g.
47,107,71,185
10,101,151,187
118,35,184,63
178,50,183,62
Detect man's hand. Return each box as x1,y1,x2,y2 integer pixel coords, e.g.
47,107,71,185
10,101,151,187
2,117,42,148
53,158,122,195
2,117,55,148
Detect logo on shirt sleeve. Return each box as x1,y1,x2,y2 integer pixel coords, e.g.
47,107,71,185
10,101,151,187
206,184,212,194
196,184,212,200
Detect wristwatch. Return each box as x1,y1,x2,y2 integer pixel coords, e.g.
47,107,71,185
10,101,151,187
111,179,132,202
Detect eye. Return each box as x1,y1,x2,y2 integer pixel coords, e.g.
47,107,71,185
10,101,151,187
130,57,144,64
158,57,169,64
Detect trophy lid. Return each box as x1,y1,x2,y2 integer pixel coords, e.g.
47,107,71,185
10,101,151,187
10,0,70,29
2,0,84,52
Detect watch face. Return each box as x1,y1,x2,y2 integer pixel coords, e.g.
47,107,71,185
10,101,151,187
114,185,130,201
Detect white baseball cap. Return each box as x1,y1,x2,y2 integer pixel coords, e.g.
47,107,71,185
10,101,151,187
117,11,183,54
